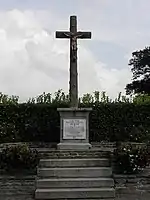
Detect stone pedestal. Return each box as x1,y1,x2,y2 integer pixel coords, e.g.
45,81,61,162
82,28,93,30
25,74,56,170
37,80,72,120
57,108,92,150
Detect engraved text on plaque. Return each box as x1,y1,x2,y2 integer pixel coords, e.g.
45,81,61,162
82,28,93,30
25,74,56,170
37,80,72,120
63,119,86,139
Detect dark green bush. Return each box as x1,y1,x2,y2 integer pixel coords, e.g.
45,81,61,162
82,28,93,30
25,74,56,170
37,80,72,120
114,144,149,174
0,144,39,171
0,102,150,143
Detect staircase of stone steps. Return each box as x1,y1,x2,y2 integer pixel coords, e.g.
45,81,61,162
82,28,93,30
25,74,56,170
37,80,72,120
35,150,115,200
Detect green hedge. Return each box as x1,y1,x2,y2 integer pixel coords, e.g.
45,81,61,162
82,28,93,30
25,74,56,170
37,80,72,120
0,102,150,143
114,143,149,174
0,144,39,172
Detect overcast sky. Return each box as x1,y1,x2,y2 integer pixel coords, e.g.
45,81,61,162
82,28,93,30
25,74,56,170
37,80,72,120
0,0,149,102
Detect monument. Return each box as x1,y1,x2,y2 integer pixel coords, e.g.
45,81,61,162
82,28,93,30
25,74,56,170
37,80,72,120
56,15,92,149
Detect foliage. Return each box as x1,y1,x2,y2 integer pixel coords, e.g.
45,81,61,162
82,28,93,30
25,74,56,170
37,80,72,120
0,90,150,143
133,94,150,104
0,105,21,143
27,90,70,104
0,90,133,105
0,144,39,171
0,92,19,104
126,46,150,95
114,144,149,174
0,102,150,143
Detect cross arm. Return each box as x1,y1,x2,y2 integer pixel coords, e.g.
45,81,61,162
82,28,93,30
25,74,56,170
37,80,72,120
77,31,91,39
55,31,71,38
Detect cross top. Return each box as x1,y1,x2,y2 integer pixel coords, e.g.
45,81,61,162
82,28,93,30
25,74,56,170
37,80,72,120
55,16,91,108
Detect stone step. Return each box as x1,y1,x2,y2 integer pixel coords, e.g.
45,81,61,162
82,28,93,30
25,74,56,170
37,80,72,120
35,199,115,200
38,167,112,178
39,158,110,168
36,177,114,188
39,149,110,159
35,188,115,199
41,153,110,159
39,149,110,153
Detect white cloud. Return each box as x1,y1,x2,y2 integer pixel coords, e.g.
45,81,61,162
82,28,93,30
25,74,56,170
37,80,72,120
77,0,150,50
0,9,132,102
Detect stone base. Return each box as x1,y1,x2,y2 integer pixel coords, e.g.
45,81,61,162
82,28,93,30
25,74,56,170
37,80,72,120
57,107,92,150
57,143,92,150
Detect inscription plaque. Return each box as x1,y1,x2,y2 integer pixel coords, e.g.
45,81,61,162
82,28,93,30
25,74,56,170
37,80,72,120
63,119,86,139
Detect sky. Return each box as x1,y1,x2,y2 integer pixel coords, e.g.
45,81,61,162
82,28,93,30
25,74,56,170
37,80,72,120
0,0,149,102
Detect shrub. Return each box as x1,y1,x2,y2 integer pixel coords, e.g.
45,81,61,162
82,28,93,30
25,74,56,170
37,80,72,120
114,144,149,174
0,144,39,171
0,95,150,143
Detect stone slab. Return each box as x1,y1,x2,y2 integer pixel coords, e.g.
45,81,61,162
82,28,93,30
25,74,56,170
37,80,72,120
38,167,112,178
35,188,115,199
36,177,114,188
57,108,92,112
35,199,115,200
57,142,91,150
63,118,86,139
38,149,110,158
39,158,110,167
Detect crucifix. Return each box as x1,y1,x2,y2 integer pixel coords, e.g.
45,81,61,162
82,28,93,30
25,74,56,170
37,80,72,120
56,15,91,108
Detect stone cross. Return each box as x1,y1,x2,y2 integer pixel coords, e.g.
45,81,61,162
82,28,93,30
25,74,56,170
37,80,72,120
56,15,91,108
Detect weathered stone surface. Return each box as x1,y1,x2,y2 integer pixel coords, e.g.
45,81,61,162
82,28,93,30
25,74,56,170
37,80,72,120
39,158,110,167
35,188,115,199
57,108,92,150
36,177,114,188
0,195,34,200
35,148,115,199
57,142,92,150
39,149,110,159
116,193,150,200
0,175,36,200
38,167,112,178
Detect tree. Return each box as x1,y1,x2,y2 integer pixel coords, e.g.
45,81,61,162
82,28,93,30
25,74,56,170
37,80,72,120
126,47,150,95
